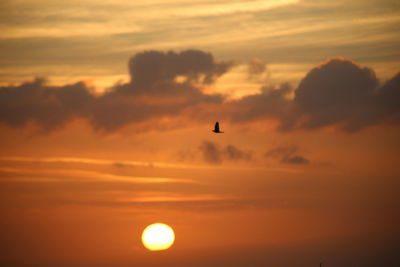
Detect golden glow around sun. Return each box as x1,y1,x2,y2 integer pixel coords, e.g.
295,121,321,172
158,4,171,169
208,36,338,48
141,223,175,251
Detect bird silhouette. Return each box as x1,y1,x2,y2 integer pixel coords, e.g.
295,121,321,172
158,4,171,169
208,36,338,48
212,121,224,133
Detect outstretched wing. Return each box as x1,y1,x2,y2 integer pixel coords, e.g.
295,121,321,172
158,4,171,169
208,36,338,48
214,121,220,132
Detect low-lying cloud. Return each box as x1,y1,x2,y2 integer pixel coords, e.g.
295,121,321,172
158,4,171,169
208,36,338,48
0,50,399,133
247,57,267,79
0,50,231,132
265,145,310,165
0,78,93,131
200,141,252,164
230,58,400,132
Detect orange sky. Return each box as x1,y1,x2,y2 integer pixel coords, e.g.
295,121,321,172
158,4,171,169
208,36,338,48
0,0,400,266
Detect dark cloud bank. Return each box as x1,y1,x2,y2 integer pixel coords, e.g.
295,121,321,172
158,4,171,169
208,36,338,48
0,50,230,132
232,58,400,132
0,50,399,133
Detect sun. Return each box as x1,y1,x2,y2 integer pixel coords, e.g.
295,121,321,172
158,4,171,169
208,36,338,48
141,223,175,251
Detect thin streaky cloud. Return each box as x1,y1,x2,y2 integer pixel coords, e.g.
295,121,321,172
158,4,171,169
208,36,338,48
168,0,299,18
117,194,228,203
0,167,199,184
0,156,206,170
0,156,306,173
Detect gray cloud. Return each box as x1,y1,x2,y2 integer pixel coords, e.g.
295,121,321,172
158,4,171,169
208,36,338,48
0,53,399,133
291,59,400,132
247,57,267,78
224,144,252,161
128,50,232,87
282,155,310,165
0,49,231,132
89,84,223,132
293,58,379,131
265,145,310,165
199,141,252,164
200,141,222,164
376,73,400,123
0,78,93,132
90,50,232,131
230,58,400,132
229,83,292,123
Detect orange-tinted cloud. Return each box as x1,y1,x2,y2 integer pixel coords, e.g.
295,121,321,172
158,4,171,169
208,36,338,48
229,58,400,132
294,58,379,131
128,50,232,86
199,141,252,164
0,52,399,133
295,59,399,132
247,57,267,78
265,145,310,165
0,49,230,132
0,78,92,131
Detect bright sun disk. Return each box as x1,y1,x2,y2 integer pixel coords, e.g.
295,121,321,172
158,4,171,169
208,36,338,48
141,223,175,251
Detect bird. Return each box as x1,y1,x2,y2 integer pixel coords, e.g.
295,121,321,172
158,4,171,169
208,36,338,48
212,121,224,133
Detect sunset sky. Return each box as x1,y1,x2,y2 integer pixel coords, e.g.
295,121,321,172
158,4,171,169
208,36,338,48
0,0,399,266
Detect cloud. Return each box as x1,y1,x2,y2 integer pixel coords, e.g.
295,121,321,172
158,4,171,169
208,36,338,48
229,83,292,122
0,78,93,132
199,141,252,164
224,144,252,161
292,58,379,131
0,52,399,134
0,49,231,132
90,50,233,131
247,57,267,78
290,59,400,132
200,141,222,164
376,73,400,124
128,50,232,87
265,145,310,165
231,58,400,132
281,155,310,165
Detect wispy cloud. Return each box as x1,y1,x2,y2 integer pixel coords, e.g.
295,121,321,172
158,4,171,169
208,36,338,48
265,146,310,165
199,141,253,164
117,193,226,203
0,0,299,39
0,156,268,171
0,156,205,170
0,167,199,184
1,0,398,90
